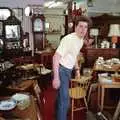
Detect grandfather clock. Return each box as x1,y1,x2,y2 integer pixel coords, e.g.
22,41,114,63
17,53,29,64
31,14,45,51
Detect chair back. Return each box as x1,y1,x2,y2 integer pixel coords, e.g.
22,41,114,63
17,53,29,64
69,76,92,99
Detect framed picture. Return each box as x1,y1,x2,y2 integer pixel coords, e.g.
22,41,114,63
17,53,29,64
12,8,23,21
0,21,3,36
87,0,94,7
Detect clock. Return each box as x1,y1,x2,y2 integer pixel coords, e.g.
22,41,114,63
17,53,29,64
33,18,43,32
31,14,45,50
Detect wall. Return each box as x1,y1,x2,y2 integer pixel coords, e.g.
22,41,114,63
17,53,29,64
88,0,120,15
0,0,43,55
45,8,65,48
0,0,65,52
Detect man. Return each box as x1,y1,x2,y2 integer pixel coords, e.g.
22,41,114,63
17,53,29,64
52,16,92,120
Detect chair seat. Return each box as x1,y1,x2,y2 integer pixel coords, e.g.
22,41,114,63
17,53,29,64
69,87,86,99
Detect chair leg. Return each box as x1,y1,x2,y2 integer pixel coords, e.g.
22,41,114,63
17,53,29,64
84,97,88,110
87,83,98,103
113,100,120,120
71,99,74,120
87,86,92,103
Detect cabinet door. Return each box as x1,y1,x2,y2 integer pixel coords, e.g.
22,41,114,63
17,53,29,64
33,33,44,50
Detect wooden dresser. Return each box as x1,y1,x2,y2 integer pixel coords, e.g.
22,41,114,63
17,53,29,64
84,48,120,67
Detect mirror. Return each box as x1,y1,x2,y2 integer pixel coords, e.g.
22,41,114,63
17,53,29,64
5,25,20,40
0,8,11,20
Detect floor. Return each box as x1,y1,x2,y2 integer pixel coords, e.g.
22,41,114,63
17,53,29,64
87,111,97,120
39,77,119,120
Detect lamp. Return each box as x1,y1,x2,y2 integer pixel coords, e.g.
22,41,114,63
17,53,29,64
108,24,120,48
90,28,99,48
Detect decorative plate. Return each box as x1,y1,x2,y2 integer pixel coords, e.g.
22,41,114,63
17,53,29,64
0,99,16,110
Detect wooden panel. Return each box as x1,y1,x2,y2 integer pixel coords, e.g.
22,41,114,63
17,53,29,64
91,14,120,39
84,48,120,67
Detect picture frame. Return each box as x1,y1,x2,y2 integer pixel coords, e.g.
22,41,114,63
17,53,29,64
0,21,3,36
12,8,23,22
87,0,94,7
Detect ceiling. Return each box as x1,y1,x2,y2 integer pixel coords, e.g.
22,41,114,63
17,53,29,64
44,0,120,16
44,0,72,9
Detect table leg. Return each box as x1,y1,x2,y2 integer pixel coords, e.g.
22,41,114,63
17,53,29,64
98,84,101,108
101,86,105,111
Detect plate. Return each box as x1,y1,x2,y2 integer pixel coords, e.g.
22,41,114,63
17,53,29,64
0,99,16,110
12,93,30,102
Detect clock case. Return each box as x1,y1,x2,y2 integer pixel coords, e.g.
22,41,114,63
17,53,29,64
31,14,45,51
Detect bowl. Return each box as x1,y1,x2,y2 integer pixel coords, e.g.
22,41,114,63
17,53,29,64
12,93,30,110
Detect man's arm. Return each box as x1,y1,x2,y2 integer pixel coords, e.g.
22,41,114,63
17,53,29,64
74,55,81,79
52,52,61,89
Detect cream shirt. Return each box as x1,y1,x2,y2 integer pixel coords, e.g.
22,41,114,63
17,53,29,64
56,32,83,69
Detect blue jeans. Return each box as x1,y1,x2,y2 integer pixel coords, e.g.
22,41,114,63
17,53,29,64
56,65,72,120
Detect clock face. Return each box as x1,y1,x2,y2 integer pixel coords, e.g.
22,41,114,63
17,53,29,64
33,18,43,32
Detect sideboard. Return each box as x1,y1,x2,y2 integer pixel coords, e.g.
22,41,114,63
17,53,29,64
83,48,120,67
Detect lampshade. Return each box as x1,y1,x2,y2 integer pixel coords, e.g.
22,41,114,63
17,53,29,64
90,28,99,36
108,24,120,36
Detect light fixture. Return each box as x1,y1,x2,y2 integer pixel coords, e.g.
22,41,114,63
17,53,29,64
108,24,120,48
24,6,33,16
90,28,99,48
44,0,64,8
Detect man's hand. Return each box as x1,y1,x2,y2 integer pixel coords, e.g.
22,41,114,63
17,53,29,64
52,79,61,89
75,70,80,79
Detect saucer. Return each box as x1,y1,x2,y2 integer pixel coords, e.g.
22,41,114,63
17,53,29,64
0,99,16,110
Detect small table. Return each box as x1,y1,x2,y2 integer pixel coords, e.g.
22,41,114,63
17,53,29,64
98,81,120,111
7,80,35,93
93,63,120,111
0,95,38,120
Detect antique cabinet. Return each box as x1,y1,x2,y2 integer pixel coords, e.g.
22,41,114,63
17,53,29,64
91,14,120,39
0,8,12,58
82,14,120,67
84,48,120,67
31,14,45,51
3,15,23,58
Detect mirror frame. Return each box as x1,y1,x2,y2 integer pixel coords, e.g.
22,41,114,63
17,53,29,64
4,15,22,42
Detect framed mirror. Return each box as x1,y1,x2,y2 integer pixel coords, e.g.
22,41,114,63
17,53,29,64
5,25,20,40
0,7,11,20
4,15,22,41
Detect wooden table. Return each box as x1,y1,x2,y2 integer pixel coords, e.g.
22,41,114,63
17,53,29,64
93,63,120,72
98,81,120,111
0,95,38,120
93,63,120,111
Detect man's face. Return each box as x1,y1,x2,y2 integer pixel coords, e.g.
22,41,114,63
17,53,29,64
75,21,88,38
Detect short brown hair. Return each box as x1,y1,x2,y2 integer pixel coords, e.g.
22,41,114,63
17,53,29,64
74,16,92,28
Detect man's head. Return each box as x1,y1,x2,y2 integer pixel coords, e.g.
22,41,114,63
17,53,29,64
74,16,92,38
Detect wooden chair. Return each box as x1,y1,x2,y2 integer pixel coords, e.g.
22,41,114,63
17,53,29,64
69,76,92,120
